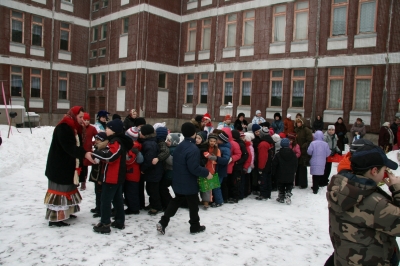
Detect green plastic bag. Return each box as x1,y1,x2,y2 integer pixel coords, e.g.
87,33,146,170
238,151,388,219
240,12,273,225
198,173,220,192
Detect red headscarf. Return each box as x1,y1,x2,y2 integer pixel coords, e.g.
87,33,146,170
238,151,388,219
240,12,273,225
58,106,85,138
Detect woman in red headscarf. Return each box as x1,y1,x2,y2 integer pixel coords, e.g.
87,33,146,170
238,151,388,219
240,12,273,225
44,106,95,227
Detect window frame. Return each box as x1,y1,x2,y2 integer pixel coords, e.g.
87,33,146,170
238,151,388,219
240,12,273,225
91,49,97,58
99,48,106,57
100,73,106,87
293,1,309,41
103,0,109,8
92,26,98,42
91,74,97,88
30,68,42,98
242,10,255,46
185,74,195,104
223,72,234,105
199,73,208,104
326,67,345,110
60,22,71,51
120,71,126,87
187,21,197,52
58,72,68,100
357,0,378,34
330,0,348,37
101,24,107,40
201,19,211,51
269,70,284,107
353,66,373,111
240,71,252,106
225,13,237,47
272,5,286,42
31,15,43,47
10,66,23,98
93,2,99,12
11,10,24,44
290,69,306,108
158,72,167,89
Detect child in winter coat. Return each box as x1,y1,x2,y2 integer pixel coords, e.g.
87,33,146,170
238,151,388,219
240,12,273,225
272,138,298,204
307,130,331,194
322,125,341,187
201,134,221,209
80,112,98,191
225,129,244,203
256,127,275,200
124,127,144,215
153,126,170,210
94,110,110,132
89,132,108,218
288,133,301,158
241,133,253,199
271,112,284,134
92,119,133,234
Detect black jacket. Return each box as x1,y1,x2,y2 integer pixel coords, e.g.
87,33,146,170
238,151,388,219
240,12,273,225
234,119,248,131
232,130,249,170
140,133,164,182
45,123,86,185
271,147,298,183
123,115,136,131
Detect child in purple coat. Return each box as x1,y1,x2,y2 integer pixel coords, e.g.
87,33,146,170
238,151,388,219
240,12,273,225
307,130,331,194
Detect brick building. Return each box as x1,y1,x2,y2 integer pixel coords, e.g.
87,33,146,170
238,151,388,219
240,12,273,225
0,0,399,132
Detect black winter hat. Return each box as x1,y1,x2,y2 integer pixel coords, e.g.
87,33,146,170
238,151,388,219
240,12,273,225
195,115,203,123
106,119,124,134
231,130,241,141
196,131,207,143
140,124,154,136
135,117,147,127
95,132,107,142
156,127,169,141
181,122,196,138
218,132,229,143
351,144,398,171
112,114,121,120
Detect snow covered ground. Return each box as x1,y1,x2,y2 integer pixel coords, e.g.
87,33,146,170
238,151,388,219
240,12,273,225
0,125,399,265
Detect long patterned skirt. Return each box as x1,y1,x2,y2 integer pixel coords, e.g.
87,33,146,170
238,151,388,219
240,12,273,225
44,180,82,222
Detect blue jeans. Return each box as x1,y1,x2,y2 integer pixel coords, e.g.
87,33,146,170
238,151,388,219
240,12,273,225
212,175,225,204
101,183,125,225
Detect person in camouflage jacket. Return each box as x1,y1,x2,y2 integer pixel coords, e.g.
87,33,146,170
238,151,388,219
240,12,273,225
326,144,400,266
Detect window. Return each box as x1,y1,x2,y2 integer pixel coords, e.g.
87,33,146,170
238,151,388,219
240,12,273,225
188,22,197,52
120,71,126,87
60,22,70,51
11,11,24,43
100,73,106,87
186,74,194,103
101,24,107,39
92,27,98,42
226,14,237,47
354,67,372,110
91,74,97,88
122,17,129,34
291,69,306,107
294,1,309,40
99,48,106,57
58,72,68,100
241,72,252,105
199,73,208,104
327,68,345,109
11,66,23,97
270,70,283,107
91,50,97,58
243,10,255,46
30,69,41,98
103,0,108,7
331,0,348,36
93,2,99,12
158,73,167,88
201,19,211,50
223,72,234,105
32,16,43,46
358,0,377,33
273,5,286,42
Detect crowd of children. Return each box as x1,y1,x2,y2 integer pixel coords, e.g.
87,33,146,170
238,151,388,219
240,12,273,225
47,109,350,234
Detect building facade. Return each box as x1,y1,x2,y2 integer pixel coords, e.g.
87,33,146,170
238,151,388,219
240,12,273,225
0,0,399,132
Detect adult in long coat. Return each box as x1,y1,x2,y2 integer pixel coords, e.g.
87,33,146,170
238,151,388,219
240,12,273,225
350,118,366,141
307,131,331,194
157,122,211,235
334,117,347,151
283,114,294,134
294,118,313,188
378,122,394,153
44,106,95,227
123,109,137,131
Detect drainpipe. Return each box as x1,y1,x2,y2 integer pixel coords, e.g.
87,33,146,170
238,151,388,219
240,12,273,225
86,0,93,112
311,0,321,127
134,0,141,111
211,0,220,121
380,0,394,125
106,1,112,112
48,0,55,125
175,0,183,131
142,2,150,118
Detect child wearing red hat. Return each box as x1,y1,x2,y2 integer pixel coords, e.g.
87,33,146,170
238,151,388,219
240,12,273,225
217,115,234,130
80,112,98,190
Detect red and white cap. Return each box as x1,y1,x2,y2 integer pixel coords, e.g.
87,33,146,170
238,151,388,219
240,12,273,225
203,112,211,121
126,126,139,140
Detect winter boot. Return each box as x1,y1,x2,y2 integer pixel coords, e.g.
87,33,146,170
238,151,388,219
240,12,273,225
285,192,292,205
93,223,111,234
111,221,125,230
190,225,206,234
49,221,70,227
255,196,269,201
157,223,166,235
276,192,285,203
203,202,209,210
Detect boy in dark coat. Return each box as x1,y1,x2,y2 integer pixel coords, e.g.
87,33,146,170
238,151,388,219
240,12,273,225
231,130,249,202
256,127,275,200
92,119,133,234
157,122,212,235
272,138,298,204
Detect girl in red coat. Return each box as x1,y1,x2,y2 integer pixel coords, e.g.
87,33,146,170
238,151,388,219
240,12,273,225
256,127,274,200
80,112,98,190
